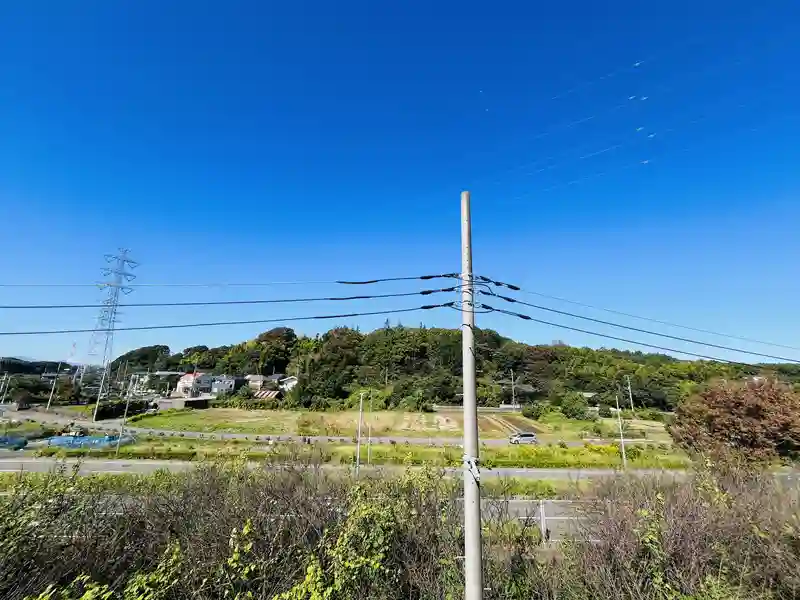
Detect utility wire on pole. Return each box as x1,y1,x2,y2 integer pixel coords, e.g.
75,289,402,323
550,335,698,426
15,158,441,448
461,191,483,600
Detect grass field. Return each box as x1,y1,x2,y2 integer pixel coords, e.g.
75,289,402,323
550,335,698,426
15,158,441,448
32,433,689,469
131,408,520,439
128,407,671,445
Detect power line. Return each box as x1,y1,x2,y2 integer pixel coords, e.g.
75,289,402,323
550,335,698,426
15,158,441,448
506,108,797,198
0,286,459,310
479,290,800,364
0,303,453,336
0,273,459,289
477,302,761,369
477,276,800,353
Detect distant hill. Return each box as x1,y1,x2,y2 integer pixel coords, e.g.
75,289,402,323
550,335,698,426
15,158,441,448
0,356,77,375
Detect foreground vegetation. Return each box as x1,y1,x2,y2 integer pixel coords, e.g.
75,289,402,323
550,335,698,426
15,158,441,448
1,460,797,599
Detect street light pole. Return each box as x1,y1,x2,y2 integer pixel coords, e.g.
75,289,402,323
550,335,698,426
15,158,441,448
461,191,483,600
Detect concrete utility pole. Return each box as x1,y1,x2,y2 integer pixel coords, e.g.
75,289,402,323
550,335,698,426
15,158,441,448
46,362,63,411
115,374,135,457
1,375,11,404
355,391,365,477
615,392,627,469
461,191,483,600
625,375,635,412
510,369,517,408
367,390,373,465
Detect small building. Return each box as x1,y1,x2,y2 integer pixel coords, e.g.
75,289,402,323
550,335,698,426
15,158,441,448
245,374,268,391
176,372,213,397
211,375,246,395
279,375,298,392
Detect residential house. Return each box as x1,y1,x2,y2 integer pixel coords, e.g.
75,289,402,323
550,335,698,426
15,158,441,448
278,375,298,392
245,374,268,391
176,372,213,397
264,373,298,392
211,375,246,395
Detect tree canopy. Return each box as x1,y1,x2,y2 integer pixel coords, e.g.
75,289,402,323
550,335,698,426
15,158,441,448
669,378,800,460
90,324,789,411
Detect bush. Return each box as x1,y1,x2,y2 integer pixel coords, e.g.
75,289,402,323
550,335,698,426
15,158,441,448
92,399,150,420
670,378,800,460
560,392,589,420
2,461,793,600
521,402,546,420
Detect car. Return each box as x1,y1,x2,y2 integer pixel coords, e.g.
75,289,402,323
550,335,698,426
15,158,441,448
509,432,538,445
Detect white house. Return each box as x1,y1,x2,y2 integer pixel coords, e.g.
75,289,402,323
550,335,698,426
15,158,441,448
211,375,245,395
176,372,213,397
279,375,298,392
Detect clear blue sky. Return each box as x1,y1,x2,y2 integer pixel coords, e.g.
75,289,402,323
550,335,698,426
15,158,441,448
1,0,799,365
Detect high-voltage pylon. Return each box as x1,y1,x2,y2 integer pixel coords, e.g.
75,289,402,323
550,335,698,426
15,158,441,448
91,249,138,422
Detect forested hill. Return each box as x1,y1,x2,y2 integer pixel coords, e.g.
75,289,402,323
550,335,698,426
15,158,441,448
102,325,799,411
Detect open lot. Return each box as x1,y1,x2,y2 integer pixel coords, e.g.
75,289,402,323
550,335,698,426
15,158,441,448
131,408,528,439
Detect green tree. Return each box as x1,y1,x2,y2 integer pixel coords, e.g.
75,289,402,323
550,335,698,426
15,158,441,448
560,391,590,420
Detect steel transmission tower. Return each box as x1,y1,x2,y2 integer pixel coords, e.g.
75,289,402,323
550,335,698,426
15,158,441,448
91,249,138,422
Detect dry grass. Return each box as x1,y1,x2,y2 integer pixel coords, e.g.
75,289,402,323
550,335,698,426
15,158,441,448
1,461,796,599
132,408,511,438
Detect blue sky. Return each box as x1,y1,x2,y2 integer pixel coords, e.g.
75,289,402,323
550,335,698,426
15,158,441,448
1,0,799,365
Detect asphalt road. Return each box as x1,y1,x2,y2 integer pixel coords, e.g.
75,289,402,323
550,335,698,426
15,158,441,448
0,456,671,480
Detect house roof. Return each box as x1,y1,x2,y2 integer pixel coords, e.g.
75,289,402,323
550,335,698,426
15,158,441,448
245,374,267,381
179,372,207,380
266,373,286,381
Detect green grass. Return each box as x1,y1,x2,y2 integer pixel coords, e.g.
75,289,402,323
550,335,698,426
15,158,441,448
0,419,57,440
29,433,688,469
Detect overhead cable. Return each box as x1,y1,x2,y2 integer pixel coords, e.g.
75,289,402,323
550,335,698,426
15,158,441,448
0,304,453,336
0,286,459,310
477,275,800,353
0,273,460,289
478,303,759,368
479,291,800,364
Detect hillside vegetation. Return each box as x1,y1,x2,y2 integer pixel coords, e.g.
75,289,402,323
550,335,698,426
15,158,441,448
105,324,792,411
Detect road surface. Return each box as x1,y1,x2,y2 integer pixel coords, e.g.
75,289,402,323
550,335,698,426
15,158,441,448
0,456,674,479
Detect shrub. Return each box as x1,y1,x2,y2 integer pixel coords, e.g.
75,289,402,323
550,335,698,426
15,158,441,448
597,404,613,418
560,392,589,420
521,402,545,420
670,378,800,460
